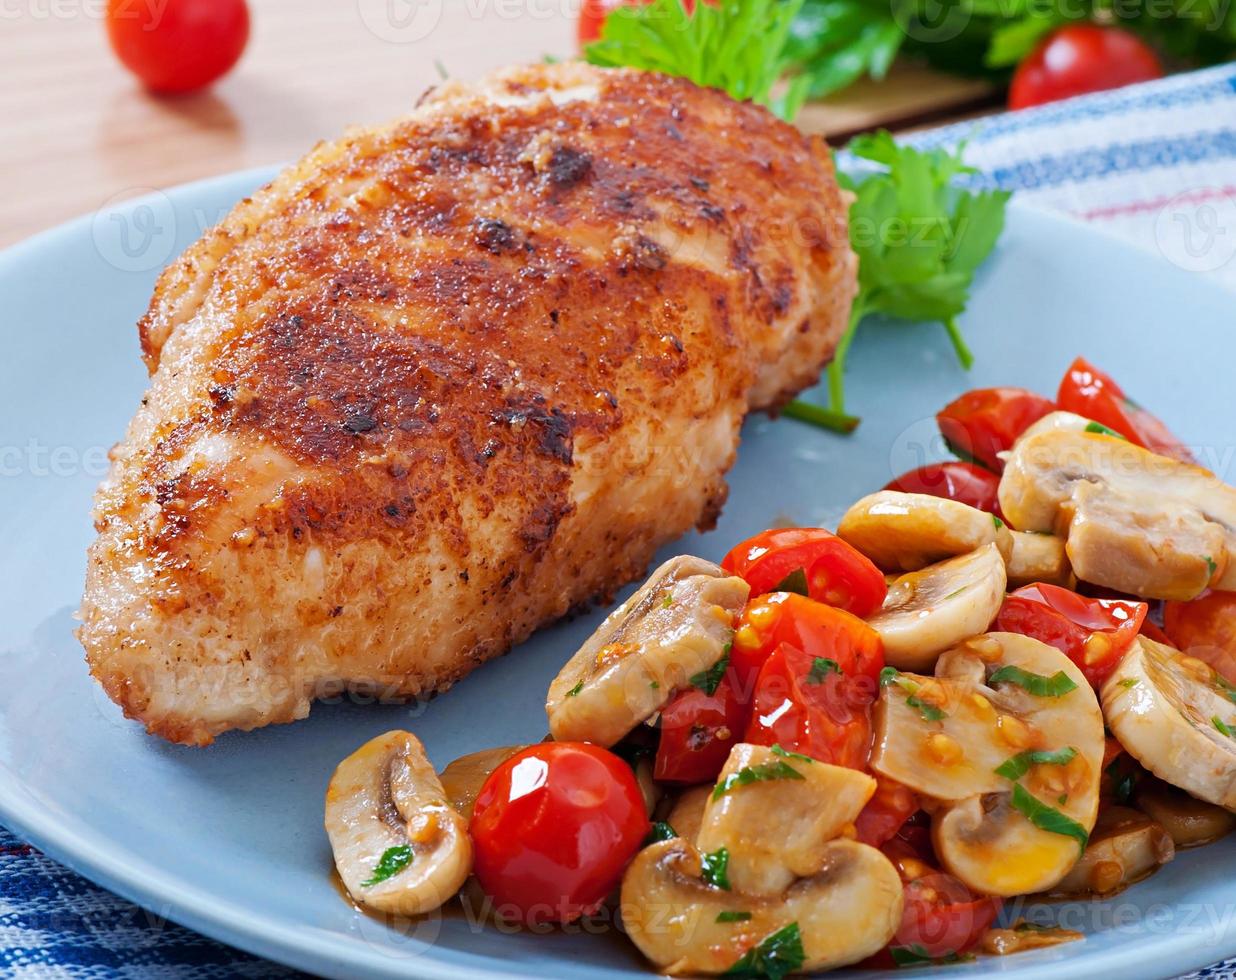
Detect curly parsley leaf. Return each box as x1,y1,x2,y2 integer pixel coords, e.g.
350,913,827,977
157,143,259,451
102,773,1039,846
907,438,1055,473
691,649,731,696
361,845,413,887
1010,783,1089,851
988,664,1078,697
784,0,905,100
724,922,806,979
712,759,806,800
701,847,733,890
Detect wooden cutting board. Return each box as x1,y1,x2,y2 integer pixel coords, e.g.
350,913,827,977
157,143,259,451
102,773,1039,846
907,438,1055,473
0,0,997,250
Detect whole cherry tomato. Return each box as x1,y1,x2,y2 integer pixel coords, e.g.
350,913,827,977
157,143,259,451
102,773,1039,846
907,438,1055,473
578,0,698,45
1164,591,1236,684
885,462,1003,517
854,776,919,848
469,742,648,924
654,677,749,784
1057,356,1193,462
1009,25,1163,110
936,387,1056,472
106,0,249,94
721,527,887,618
995,582,1147,688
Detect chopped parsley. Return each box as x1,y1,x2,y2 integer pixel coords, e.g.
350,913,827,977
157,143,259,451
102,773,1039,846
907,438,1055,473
806,657,841,684
723,922,805,980
690,649,731,696
712,760,806,800
649,680,660,690
773,567,810,596
987,664,1078,697
992,515,1005,529
1214,716,1235,738
1205,555,1219,577
1009,784,1089,851
1084,421,1127,439
565,679,583,697
361,845,413,887
906,694,947,722
1119,677,1139,689
889,944,969,967
662,592,675,608
942,585,969,601
994,746,1078,782
1105,758,1138,805
879,666,899,687
644,821,677,845
770,743,815,764
716,910,753,923
701,847,732,890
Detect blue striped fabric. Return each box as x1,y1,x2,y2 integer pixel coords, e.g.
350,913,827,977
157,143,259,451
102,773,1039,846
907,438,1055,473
4,64,1235,980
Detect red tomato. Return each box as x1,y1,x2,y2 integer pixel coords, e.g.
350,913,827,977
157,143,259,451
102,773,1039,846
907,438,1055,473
578,0,697,45
654,677,748,784
1164,591,1236,684
1057,356,1193,462
469,742,648,925
891,873,1003,960
1139,618,1175,647
1009,25,1163,110
855,777,919,848
937,387,1056,472
885,462,1003,517
995,583,1147,688
721,528,887,618
107,0,249,94
744,640,879,770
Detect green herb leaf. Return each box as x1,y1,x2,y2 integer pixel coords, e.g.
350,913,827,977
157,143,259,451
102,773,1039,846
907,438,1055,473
701,847,732,890
1084,420,1128,439
691,650,731,696
566,679,583,697
880,666,899,687
984,13,1062,68
1009,784,1089,851
1105,758,1138,805
807,657,841,683
1119,677,1139,689
906,694,947,722
644,821,678,845
993,514,1005,529
785,0,904,100
1214,716,1235,738
662,592,674,608
988,665,1078,697
770,743,816,763
717,910,754,923
1206,555,1219,577
774,567,811,596
361,845,413,887
995,746,1078,782
649,680,660,690
712,760,806,800
724,922,806,979
889,943,968,967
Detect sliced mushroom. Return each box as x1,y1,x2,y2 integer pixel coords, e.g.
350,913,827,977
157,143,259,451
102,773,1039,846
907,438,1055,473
1006,531,1074,589
837,491,1013,573
666,785,711,843
1008,410,1096,450
325,730,471,915
439,745,528,820
1136,776,1236,847
871,632,1105,896
999,428,1236,600
868,544,1007,672
1102,637,1236,810
621,838,903,976
696,744,876,896
1045,805,1174,898
546,556,749,746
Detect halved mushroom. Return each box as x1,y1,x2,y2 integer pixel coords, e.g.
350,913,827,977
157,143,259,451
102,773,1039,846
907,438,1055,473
325,730,471,915
1008,409,1095,450
696,744,876,896
621,838,902,976
1102,637,1236,810
871,632,1105,896
999,428,1236,600
837,490,1013,573
546,556,749,746
868,544,1007,672
666,785,711,843
1136,776,1236,847
439,745,528,820
1005,531,1074,589
1045,805,1174,898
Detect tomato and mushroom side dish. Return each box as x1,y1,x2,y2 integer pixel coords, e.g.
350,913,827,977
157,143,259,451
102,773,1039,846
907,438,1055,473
324,355,1236,976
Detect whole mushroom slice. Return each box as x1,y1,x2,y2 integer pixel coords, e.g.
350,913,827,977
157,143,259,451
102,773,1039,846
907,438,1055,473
1102,637,1236,810
696,743,876,896
868,544,1007,672
837,491,1012,573
621,838,903,976
325,731,472,915
1136,776,1236,848
1046,805,1173,898
1005,531,1074,589
439,745,528,820
546,556,749,746
999,428,1236,600
871,632,1105,896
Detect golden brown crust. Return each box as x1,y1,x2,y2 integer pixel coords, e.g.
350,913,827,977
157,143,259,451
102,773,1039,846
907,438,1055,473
81,63,857,745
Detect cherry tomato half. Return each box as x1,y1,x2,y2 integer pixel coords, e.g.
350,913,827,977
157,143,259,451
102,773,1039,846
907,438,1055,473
469,742,648,925
937,387,1056,472
1057,356,1193,462
107,0,249,94
721,528,887,618
654,677,748,784
1009,25,1163,111
1164,591,1236,684
885,462,1003,517
891,873,1003,960
995,582,1147,688
855,776,919,848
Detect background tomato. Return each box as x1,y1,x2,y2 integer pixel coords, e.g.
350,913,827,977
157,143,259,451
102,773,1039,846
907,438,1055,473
654,678,748,783
107,0,249,93
469,742,648,924
936,387,1056,472
885,462,1003,516
1164,591,1236,684
855,777,919,847
578,0,699,45
721,527,887,618
1009,25,1163,110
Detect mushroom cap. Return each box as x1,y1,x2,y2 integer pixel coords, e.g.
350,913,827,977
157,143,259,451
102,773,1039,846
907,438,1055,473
546,555,748,746
837,491,1012,573
868,543,1007,672
1046,805,1173,898
1135,776,1236,848
439,744,528,821
325,730,472,916
620,838,903,976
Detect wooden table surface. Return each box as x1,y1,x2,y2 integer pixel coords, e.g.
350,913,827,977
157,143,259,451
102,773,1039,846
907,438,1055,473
2,0,995,251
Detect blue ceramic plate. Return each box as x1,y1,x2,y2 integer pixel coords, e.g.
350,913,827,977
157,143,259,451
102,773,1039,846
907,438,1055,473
1,168,1234,980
